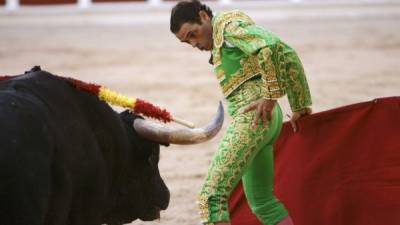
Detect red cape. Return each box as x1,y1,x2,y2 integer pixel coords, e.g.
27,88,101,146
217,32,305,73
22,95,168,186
228,97,400,225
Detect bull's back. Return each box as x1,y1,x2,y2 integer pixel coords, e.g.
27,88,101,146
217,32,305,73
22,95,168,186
0,84,55,225
0,71,116,225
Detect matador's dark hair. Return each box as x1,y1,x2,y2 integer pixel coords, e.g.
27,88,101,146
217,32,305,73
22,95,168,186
170,0,213,34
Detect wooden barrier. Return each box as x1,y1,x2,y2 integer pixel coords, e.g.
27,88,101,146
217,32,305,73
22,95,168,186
20,0,76,5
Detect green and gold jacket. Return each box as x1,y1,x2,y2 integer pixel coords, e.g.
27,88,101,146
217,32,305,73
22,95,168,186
212,10,312,112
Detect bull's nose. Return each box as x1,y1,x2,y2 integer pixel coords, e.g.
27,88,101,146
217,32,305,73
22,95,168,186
155,207,161,219
159,188,170,210
139,206,161,221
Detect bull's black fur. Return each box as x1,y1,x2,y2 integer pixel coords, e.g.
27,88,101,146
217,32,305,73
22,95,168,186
0,67,170,225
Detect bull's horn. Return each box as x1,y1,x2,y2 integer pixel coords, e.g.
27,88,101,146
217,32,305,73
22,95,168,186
133,102,224,145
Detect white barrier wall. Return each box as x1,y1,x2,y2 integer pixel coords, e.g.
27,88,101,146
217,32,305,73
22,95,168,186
5,0,19,10
78,0,91,9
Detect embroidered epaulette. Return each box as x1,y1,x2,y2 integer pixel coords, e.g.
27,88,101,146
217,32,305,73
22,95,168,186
212,10,254,49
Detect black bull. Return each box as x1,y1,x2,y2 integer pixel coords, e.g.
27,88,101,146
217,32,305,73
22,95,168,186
0,68,223,225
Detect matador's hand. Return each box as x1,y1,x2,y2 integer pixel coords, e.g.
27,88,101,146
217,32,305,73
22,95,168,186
240,98,277,130
290,107,312,132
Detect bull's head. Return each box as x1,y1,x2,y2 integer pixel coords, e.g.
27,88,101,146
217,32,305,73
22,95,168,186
104,103,224,224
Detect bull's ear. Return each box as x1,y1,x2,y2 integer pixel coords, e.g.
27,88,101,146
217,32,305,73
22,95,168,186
160,142,170,147
119,110,143,122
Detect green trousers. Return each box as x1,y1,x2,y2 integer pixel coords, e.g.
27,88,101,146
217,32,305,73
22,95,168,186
197,78,288,225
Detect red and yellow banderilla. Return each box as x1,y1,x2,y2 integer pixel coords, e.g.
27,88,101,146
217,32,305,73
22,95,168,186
0,74,195,128
64,77,196,128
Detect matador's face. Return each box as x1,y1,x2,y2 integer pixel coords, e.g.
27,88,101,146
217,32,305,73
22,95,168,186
175,10,213,51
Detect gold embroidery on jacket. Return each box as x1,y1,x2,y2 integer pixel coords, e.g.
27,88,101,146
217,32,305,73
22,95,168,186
212,10,254,67
220,55,261,96
213,10,254,49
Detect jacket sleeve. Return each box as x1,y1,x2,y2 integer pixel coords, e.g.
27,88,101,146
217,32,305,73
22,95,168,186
284,52,313,112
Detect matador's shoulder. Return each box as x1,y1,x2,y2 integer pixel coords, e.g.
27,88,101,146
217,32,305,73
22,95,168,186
212,10,255,49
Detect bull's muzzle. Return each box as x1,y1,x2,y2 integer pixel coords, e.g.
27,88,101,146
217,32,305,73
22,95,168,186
133,102,224,145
